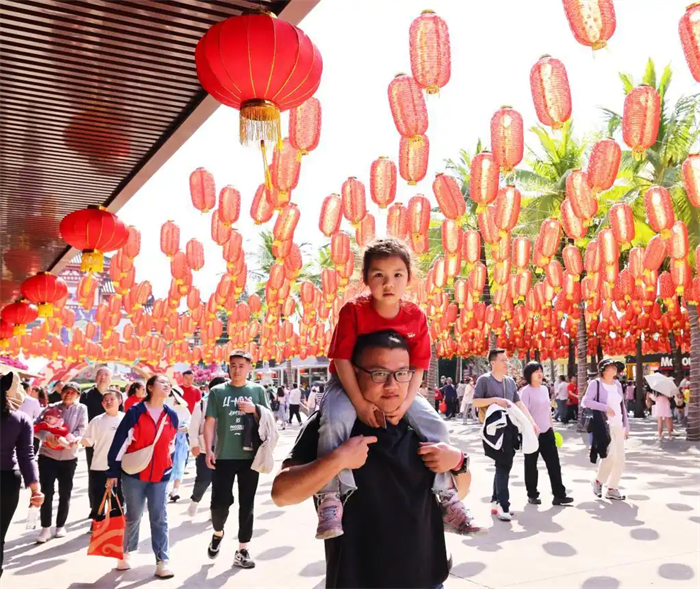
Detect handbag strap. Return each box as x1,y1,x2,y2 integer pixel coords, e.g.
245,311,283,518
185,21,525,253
153,411,168,446
98,488,124,521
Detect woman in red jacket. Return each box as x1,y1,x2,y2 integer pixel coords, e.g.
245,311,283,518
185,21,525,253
107,374,178,579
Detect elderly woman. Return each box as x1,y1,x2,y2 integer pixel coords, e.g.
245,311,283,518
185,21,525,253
582,359,629,501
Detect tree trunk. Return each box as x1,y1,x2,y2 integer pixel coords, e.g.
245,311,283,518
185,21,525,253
634,337,646,419
568,336,576,378
427,343,438,405
534,350,541,362
669,332,683,387
525,350,531,363
549,357,556,383
456,356,463,383
488,331,497,351
577,301,588,404
686,304,700,441
285,359,294,388
596,339,603,363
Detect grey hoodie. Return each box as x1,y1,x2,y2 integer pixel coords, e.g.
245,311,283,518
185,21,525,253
36,401,88,461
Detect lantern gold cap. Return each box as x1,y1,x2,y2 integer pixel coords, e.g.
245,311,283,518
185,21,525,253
421,9,435,14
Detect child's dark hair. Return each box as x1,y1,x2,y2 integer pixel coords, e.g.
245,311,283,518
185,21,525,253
362,238,412,284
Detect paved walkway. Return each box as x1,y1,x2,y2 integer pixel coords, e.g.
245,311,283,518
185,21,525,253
3,418,699,589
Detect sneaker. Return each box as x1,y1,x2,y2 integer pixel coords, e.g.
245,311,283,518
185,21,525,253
54,526,66,538
553,496,574,506
496,504,512,522
36,527,52,544
233,549,256,569
315,493,343,540
527,497,542,505
187,500,198,518
155,560,174,579
592,479,603,498
169,491,180,503
606,488,626,501
491,501,514,515
208,532,224,559
439,490,483,535
116,553,131,571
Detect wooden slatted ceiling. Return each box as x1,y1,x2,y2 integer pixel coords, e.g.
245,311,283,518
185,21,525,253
0,0,290,306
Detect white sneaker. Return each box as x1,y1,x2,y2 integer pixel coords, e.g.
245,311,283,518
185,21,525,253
54,526,67,538
36,527,52,543
155,560,174,579
496,504,512,522
116,553,131,571
187,500,198,518
491,502,514,515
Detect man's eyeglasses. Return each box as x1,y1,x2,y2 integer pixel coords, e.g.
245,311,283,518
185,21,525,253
355,366,415,384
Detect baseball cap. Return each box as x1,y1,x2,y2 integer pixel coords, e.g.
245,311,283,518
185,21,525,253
598,359,618,374
229,349,252,362
62,382,81,394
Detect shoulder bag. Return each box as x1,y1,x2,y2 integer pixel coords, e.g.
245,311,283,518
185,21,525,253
121,413,168,475
580,381,600,433
478,378,507,423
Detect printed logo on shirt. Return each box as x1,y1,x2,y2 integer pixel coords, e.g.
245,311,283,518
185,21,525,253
406,332,416,339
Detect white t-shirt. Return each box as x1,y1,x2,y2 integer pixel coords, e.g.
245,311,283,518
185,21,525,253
555,381,569,401
84,412,125,471
18,396,43,421
604,383,623,428
289,388,302,404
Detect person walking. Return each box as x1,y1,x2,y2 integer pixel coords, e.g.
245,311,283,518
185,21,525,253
625,382,636,416
1,371,44,576
179,370,202,415
34,382,87,543
460,377,475,424
275,386,287,429
554,376,568,422
167,388,191,503
123,381,146,412
203,350,270,570
519,362,573,507
47,381,64,404
107,374,178,578
18,384,45,456
288,383,303,425
652,391,674,440
441,378,458,419
582,359,629,501
565,376,578,424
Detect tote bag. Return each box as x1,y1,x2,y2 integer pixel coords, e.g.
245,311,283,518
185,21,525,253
88,490,125,559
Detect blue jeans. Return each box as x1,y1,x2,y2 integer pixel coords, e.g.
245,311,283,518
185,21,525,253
122,476,169,563
491,456,513,512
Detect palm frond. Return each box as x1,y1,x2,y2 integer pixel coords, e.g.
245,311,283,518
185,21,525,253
619,72,634,95
599,107,622,137
642,58,657,89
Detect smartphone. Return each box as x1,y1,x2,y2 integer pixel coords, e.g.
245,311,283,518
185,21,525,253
374,408,387,429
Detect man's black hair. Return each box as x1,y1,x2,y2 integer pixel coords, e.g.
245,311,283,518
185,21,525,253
182,369,194,376
523,361,543,385
487,348,506,364
209,376,228,390
558,375,567,382
351,330,409,366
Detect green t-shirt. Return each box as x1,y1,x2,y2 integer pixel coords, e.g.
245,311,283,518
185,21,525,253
206,381,270,459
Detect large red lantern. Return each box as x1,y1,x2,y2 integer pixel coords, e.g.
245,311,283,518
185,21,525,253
356,214,376,248
643,234,666,272
491,107,524,173
561,198,587,240
122,226,141,259
609,202,635,247
289,98,322,155
587,138,621,194
185,239,205,271
399,135,429,186
622,85,660,160
60,206,129,273
679,3,700,83
387,74,428,140
682,153,700,207
408,195,431,240
644,186,675,237
562,245,583,277
218,186,241,226
566,170,597,222
211,210,232,246
441,219,462,254
562,0,616,50
160,220,180,258
189,168,216,213
273,204,301,245
470,152,499,211
669,221,689,260
370,157,397,209
462,229,481,265
409,10,451,94
539,219,562,259
1,301,38,335
195,13,322,147
493,185,521,233
341,177,367,225
270,138,302,198
20,273,68,318
251,184,275,225
319,194,343,237
387,203,409,241
433,173,465,220
478,206,499,246
530,55,572,130
512,237,531,269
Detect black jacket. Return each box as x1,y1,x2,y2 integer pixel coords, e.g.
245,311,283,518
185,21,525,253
482,407,521,462
589,410,610,464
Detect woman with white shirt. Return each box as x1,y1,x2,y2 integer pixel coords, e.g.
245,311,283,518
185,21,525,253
582,359,629,501
167,388,191,503
460,378,475,424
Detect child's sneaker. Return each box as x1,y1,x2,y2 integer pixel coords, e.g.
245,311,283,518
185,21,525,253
315,493,343,540
439,490,482,535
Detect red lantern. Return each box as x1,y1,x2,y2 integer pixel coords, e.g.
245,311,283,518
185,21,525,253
356,214,376,248
562,0,616,50
411,230,430,256
319,194,343,237
1,301,38,335
408,195,431,239
622,85,660,160
387,74,428,140
679,3,700,82
433,174,465,220
561,198,587,240
189,168,216,213
20,273,68,318
289,98,321,155
512,237,531,269
669,221,689,260
251,184,275,225
493,185,521,233
270,138,302,198
342,177,367,225
462,229,481,265
491,107,524,173
566,170,597,221
643,234,666,272
211,210,232,246
60,206,129,272
441,219,462,254
330,232,351,269
409,10,451,94
584,239,602,274
160,221,180,258
609,202,635,246
122,226,141,259
539,219,562,259
671,259,691,295
387,203,409,240
478,206,499,246
470,152,499,211
218,186,241,226
587,138,621,193
273,204,300,244
370,157,397,209
644,186,675,236
195,13,322,146
185,239,205,271
682,153,700,208
628,247,644,283
530,56,572,129
399,135,429,186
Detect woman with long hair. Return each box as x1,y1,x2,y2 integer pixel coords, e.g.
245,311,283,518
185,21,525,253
167,388,190,503
275,386,287,430
107,374,179,578
123,381,146,412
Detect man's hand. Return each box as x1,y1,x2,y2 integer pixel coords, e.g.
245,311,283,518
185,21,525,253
494,398,509,408
356,399,381,428
385,398,411,426
106,478,118,490
336,435,377,470
624,430,629,440
418,442,462,473
531,422,540,436
206,450,217,469
29,485,44,507
191,446,201,457
45,434,58,446
606,408,615,417
238,399,256,414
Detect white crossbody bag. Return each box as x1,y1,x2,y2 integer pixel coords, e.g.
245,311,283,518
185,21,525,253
121,415,168,475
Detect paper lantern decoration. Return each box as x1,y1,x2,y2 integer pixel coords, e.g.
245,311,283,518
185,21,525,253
399,135,429,186
470,152,499,211
493,185,521,233
441,219,462,254
587,138,621,194
341,177,367,225
679,3,700,82
671,259,691,295
478,206,499,246
356,214,376,248
195,13,322,147
251,184,275,225
60,206,129,272
218,186,241,226
584,239,602,274
560,198,587,240
562,245,583,278
408,195,431,240
609,202,635,246
530,56,572,129
643,234,666,272
211,210,232,246
387,203,409,240
185,239,205,271
319,194,343,237
1,301,38,335
270,138,302,199
644,186,675,237
189,168,216,213
562,0,616,50
289,98,322,155
160,221,180,258
539,219,562,259
387,74,428,140
682,153,700,207
273,204,300,244
622,85,660,160
462,229,481,265
123,226,141,259
409,10,451,94
20,273,68,318
433,173,465,220
566,170,597,222
512,237,531,269
370,157,397,209
668,221,689,260
491,107,524,173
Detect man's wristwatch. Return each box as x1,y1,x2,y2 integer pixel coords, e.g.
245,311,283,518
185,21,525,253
451,452,470,475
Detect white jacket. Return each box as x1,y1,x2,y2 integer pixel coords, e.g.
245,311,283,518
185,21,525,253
252,406,279,474
189,396,207,450
482,402,539,455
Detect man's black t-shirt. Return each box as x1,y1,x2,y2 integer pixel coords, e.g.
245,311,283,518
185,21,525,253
80,386,106,421
286,413,449,589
